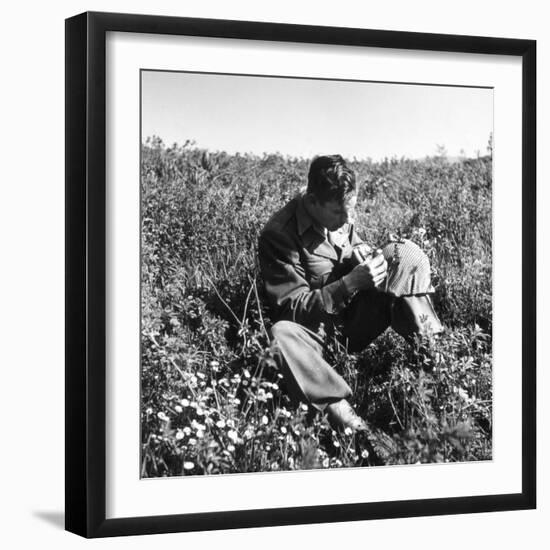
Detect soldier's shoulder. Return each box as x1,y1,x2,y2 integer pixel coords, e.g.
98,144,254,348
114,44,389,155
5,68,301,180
260,196,299,237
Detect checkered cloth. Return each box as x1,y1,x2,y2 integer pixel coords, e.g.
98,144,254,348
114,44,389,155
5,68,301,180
380,239,435,297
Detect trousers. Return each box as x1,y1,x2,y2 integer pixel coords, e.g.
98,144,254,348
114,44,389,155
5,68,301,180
270,290,441,411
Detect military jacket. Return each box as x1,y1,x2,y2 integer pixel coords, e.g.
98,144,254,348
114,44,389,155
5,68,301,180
258,195,367,330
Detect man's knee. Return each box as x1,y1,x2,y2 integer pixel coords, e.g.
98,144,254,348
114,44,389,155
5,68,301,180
381,239,433,296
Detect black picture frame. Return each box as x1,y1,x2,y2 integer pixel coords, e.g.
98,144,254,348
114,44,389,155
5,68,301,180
65,11,536,538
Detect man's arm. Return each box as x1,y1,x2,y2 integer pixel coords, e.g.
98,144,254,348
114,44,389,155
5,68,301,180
258,228,353,330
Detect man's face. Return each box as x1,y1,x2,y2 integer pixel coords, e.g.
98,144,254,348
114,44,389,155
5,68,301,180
308,194,357,232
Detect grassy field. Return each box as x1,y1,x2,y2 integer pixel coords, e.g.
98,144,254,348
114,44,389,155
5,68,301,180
140,137,493,476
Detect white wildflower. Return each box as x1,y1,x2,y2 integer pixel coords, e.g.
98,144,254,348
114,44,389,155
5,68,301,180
191,420,205,431
458,388,470,401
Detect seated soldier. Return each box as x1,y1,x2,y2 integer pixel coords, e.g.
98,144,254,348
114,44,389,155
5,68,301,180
258,154,442,436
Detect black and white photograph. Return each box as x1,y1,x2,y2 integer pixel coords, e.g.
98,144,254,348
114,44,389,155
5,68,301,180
140,70,494,477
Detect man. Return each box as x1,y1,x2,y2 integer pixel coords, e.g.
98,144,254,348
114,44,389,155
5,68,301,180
258,155,442,435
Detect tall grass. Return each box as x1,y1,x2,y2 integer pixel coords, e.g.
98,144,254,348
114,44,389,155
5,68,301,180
140,137,492,476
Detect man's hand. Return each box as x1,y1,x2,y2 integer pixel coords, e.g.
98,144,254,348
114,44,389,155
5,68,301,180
343,249,388,294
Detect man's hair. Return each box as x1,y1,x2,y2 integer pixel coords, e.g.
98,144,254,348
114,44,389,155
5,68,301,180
307,155,356,204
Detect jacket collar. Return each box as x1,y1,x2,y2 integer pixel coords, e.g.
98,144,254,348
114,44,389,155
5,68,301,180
296,195,327,238
295,196,338,260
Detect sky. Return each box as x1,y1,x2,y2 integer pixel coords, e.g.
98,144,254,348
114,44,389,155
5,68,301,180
141,70,493,161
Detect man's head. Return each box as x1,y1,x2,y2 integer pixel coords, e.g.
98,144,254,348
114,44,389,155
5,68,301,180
304,155,357,232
